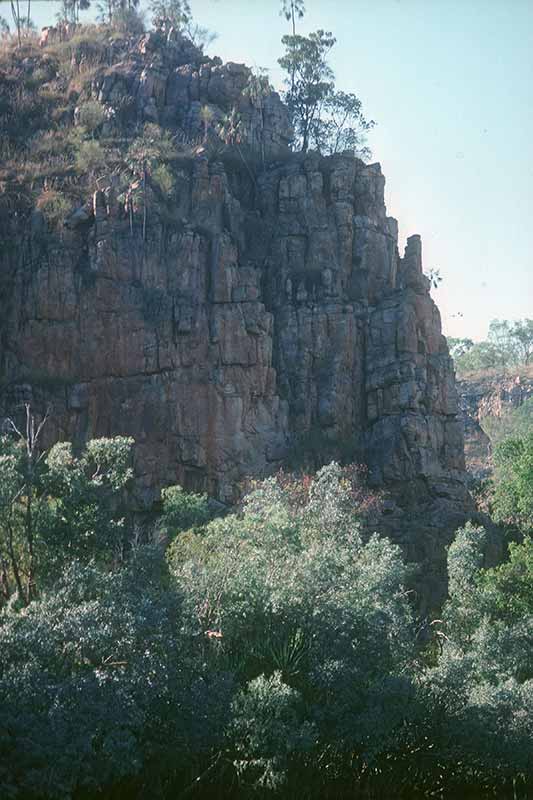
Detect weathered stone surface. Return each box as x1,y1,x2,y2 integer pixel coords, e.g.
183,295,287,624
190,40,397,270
458,371,533,479
0,150,466,511
88,32,292,157
0,36,475,604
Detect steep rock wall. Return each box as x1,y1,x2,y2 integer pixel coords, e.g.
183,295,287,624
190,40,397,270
1,149,465,509
458,372,533,479
0,32,475,607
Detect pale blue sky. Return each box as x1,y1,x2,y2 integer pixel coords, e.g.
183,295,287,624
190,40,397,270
29,0,533,340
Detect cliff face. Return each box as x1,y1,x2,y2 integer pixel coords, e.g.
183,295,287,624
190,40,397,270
1,155,465,503
458,372,533,479
0,32,466,521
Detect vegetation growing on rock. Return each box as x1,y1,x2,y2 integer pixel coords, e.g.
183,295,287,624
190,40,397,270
0,6,531,799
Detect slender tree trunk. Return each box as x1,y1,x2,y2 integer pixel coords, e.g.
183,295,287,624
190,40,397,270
25,491,35,600
142,160,147,242
7,519,26,604
290,4,296,93
237,145,256,186
11,0,21,47
302,109,310,153
0,554,11,600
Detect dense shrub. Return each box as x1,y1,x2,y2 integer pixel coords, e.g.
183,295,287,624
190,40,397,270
35,187,72,228
77,99,106,135
75,138,107,176
160,483,213,535
0,549,231,799
491,433,533,531
1,430,533,798
424,525,533,793
0,430,134,603
170,464,422,791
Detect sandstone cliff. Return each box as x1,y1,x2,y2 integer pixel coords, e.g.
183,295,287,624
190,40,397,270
458,370,533,479
0,31,473,599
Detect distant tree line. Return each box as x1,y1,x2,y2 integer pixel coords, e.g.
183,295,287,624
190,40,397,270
449,318,533,374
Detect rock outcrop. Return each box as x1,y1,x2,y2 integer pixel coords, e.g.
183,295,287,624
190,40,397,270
0,31,474,604
458,371,533,479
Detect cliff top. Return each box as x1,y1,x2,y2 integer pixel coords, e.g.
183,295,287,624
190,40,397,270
0,24,291,200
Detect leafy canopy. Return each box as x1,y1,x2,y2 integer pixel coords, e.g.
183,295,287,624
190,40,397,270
278,30,374,156
492,432,533,531
0,417,134,605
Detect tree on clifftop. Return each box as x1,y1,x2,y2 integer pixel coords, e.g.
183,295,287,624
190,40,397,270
149,0,190,33
279,29,335,153
280,0,305,37
279,29,374,156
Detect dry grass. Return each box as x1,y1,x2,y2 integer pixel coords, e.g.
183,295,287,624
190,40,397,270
36,187,73,228
0,32,40,63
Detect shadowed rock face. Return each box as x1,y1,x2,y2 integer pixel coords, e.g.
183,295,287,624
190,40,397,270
458,372,533,480
0,34,473,604
0,151,465,500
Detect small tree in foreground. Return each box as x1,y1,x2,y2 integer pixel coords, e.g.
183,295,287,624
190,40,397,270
0,549,231,798
0,408,134,605
425,525,533,791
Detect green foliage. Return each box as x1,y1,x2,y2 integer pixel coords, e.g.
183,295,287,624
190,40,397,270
425,267,442,289
42,436,134,567
312,89,375,157
77,99,106,135
229,671,315,791
0,418,134,605
2,413,533,798
451,318,533,374
511,318,533,365
171,463,419,789
483,397,533,446
278,29,335,153
425,527,533,788
127,123,176,174
125,123,176,238
492,433,533,530
74,137,107,176
150,0,190,32
35,188,72,228
280,0,306,35
479,536,533,620
453,340,503,373
278,30,373,157
57,0,92,24
96,0,140,26
448,335,474,360
0,548,230,799
152,161,175,195
160,483,212,535
111,5,145,35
